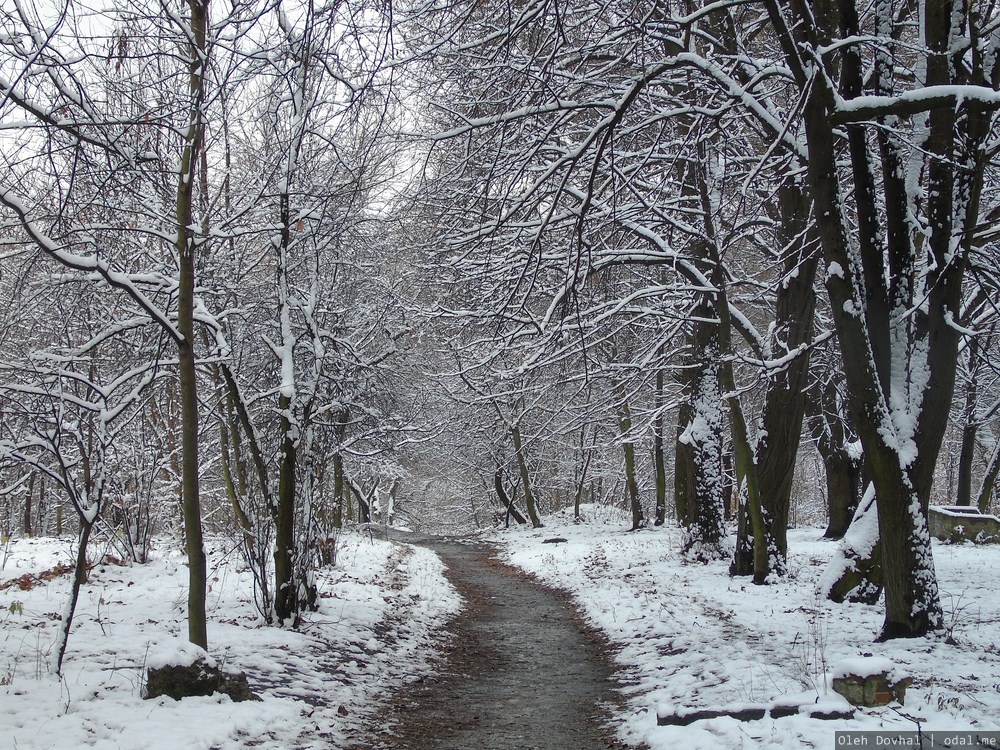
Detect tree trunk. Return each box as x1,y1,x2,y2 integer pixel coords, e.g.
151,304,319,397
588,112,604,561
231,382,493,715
344,475,374,524
807,378,862,539
494,467,527,525
357,490,372,523
956,423,977,507
573,427,594,521
956,339,980,506
272,105,300,623
54,519,94,675
678,307,726,559
218,381,254,538
822,450,861,540
676,138,767,581
175,0,209,651
274,396,297,623
674,402,694,526
220,438,252,535
618,397,645,531
755,181,820,571
721,453,733,521
653,369,667,526
23,472,35,537
824,484,882,605
333,452,345,527
730,488,753,575
511,423,542,527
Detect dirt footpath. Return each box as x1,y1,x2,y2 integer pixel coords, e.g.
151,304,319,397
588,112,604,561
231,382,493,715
367,532,624,750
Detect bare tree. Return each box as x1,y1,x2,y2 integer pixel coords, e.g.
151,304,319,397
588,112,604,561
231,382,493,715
762,0,1000,636
0,278,163,672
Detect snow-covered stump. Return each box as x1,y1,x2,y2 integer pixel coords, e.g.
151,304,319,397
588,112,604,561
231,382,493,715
831,658,911,707
144,642,259,702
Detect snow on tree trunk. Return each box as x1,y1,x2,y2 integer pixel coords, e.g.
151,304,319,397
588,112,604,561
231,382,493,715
679,309,727,561
760,0,998,638
821,483,882,604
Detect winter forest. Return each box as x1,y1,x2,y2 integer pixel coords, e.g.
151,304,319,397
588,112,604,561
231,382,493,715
1,0,999,748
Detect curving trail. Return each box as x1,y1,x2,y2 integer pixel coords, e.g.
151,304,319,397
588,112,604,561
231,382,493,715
368,532,623,750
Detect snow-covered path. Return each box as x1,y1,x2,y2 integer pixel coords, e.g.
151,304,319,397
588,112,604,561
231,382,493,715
368,531,622,750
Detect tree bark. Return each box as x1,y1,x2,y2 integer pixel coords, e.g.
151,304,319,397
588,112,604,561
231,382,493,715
176,0,209,651
333,451,345,527
619,397,645,531
807,378,862,539
956,339,980,506
573,427,594,522
823,451,861,540
678,305,726,560
511,422,542,528
54,519,94,675
674,400,694,526
23,472,35,537
494,467,527,525
274,395,297,623
755,181,820,570
653,369,667,526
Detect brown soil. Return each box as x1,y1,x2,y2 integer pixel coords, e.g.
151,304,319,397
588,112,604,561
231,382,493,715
366,533,626,750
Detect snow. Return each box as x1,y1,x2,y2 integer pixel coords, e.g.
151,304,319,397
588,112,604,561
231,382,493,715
934,506,999,520
845,484,879,558
4,508,998,750
831,656,898,680
0,528,460,749
146,640,216,670
834,85,1000,120
847,439,864,462
490,505,1000,750
817,484,878,601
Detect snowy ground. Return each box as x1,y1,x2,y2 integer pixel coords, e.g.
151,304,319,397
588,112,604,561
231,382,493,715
4,511,996,750
490,505,1000,750
0,528,460,750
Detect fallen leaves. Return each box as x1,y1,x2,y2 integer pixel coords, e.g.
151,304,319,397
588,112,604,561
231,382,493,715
0,563,76,591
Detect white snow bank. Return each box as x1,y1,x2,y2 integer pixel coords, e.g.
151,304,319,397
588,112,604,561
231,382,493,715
489,505,1000,750
0,529,460,750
